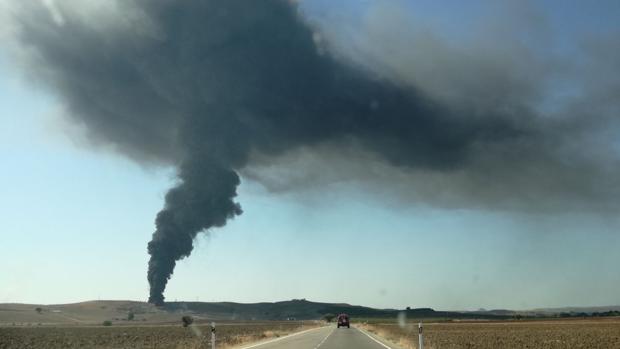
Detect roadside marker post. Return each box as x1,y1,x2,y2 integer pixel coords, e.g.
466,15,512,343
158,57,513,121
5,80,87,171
211,322,216,349
418,322,424,349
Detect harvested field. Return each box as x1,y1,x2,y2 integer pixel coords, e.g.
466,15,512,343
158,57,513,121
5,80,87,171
0,322,320,349
364,318,620,349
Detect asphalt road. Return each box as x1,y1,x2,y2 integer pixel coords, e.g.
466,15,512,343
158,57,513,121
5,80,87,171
240,325,398,349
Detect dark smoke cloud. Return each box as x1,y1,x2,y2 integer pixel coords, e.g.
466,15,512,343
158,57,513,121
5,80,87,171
5,0,620,303
148,159,242,305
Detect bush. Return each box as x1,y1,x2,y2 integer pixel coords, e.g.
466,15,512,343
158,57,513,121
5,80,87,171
181,316,194,327
102,320,112,326
323,313,336,323
128,312,135,321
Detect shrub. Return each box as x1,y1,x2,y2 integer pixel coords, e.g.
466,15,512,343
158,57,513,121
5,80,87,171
323,314,336,323
102,320,112,326
181,316,194,327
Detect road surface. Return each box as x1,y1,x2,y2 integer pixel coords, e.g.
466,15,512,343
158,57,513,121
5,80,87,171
239,325,400,349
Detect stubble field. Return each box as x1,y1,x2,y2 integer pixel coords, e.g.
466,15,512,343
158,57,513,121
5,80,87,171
364,318,620,349
0,322,318,349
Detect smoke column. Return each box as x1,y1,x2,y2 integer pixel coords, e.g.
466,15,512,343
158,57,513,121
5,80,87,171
126,0,515,304
147,159,242,304
135,0,514,303
7,0,620,303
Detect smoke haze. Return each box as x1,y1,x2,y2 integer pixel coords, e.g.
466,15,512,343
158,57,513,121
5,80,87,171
4,0,619,303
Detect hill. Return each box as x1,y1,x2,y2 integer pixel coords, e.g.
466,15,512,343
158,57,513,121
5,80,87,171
3,299,618,326
0,299,497,325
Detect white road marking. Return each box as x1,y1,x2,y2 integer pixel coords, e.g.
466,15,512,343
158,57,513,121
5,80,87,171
238,326,327,349
356,327,394,349
313,327,335,349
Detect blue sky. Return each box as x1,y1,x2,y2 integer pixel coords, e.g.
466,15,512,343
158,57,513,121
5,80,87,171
1,0,620,310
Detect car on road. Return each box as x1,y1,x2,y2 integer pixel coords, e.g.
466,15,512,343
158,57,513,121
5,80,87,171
337,313,350,328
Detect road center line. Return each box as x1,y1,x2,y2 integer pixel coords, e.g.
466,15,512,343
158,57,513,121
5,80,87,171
313,327,335,349
356,327,393,349
238,326,327,349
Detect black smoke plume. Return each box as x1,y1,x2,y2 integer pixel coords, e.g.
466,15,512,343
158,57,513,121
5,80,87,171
7,0,619,303
147,159,242,305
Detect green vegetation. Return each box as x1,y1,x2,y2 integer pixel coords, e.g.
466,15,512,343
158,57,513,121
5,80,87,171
102,320,112,326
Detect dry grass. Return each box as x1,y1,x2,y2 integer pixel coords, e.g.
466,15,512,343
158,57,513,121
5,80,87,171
0,321,320,349
363,318,620,349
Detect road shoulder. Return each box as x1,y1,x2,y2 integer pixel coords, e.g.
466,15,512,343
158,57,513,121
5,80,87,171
356,326,407,349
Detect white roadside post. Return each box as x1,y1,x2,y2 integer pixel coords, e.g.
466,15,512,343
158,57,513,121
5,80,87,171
211,322,216,349
418,322,424,349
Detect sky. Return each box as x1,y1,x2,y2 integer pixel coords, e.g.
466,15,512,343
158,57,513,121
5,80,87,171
1,0,620,311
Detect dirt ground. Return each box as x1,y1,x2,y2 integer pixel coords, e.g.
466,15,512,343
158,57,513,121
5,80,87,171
364,318,620,349
0,322,319,349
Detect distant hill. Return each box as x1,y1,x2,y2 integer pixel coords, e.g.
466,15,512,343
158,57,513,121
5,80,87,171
163,299,396,320
2,299,618,325
155,299,516,321
529,306,620,315
0,301,161,325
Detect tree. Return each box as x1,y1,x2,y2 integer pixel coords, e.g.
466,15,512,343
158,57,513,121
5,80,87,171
35,307,42,314
127,312,135,321
323,313,336,323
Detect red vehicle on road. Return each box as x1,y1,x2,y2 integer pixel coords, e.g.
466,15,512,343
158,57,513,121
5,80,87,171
337,313,350,328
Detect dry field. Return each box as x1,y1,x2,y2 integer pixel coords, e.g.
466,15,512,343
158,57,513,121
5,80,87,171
364,318,620,349
0,322,319,349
